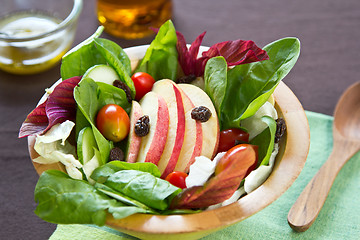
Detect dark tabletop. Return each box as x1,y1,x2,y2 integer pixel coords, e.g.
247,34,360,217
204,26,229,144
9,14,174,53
1,0,360,239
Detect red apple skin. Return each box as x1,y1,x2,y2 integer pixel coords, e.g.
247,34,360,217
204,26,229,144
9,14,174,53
151,80,186,179
136,92,169,166
125,101,143,163
160,84,186,178
215,144,258,176
178,83,220,160
144,95,169,165
174,83,203,174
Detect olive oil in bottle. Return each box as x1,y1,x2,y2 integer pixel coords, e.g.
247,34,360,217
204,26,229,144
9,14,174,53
97,0,172,39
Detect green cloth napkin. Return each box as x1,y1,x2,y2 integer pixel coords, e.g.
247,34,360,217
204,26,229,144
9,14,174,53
50,111,360,240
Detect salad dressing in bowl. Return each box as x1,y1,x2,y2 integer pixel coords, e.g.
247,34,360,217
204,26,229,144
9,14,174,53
28,44,309,240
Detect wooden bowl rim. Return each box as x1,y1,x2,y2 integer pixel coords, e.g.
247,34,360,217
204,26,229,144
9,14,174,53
28,45,310,236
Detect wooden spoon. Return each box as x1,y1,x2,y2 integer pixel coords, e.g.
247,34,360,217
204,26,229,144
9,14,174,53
287,82,360,232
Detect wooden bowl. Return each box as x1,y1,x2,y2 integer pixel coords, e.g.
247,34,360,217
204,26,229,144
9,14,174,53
28,45,310,240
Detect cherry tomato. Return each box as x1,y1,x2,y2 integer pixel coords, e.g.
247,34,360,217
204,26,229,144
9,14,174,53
131,72,155,101
96,104,130,142
217,128,250,153
215,144,258,177
165,171,188,189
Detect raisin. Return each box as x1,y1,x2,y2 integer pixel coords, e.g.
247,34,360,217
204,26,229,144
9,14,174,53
191,106,212,122
275,118,286,143
109,147,124,162
113,80,132,103
176,74,196,84
135,115,150,137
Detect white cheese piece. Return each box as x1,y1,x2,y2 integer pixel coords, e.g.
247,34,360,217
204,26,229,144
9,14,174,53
185,152,226,188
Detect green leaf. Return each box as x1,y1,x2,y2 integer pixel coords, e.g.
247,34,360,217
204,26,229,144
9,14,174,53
95,183,157,213
94,38,135,98
74,78,113,165
104,170,181,211
34,170,125,226
91,161,161,183
250,116,277,166
135,20,178,81
220,37,300,129
74,78,131,165
204,56,228,119
61,27,106,80
96,82,131,114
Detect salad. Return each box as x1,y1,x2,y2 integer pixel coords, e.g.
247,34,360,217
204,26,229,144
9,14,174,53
19,20,300,226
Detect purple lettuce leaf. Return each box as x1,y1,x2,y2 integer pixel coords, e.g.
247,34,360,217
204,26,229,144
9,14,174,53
176,31,269,77
18,76,81,138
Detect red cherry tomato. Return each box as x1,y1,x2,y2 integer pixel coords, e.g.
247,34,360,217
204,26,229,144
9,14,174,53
217,128,250,153
96,104,130,142
165,171,188,189
131,72,155,101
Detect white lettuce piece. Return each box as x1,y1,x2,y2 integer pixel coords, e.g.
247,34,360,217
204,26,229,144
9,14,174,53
241,101,278,140
186,152,225,188
65,165,83,180
33,120,83,180
34,120,75,145
244,143,279,193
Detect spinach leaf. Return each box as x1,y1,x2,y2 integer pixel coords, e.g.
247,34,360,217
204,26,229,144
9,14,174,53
96,82,131,114
60,28,135,98
94,38,135,98
104,170,181,211
75,104,90,140
135,20,178,81
95,183,157,213
61,27,106,80
91,161,161,183
204,56,228,118
74,78,131,165
249,116,277,166
221,37,300,129
34,170,146,226
74,78,112,165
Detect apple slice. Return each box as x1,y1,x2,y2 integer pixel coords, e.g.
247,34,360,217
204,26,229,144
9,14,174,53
178,83,220,159
136,92,169,165
174,86,203,173
152,79,186,178
125,101,143,163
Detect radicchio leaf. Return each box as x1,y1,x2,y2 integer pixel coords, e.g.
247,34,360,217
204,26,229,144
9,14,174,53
170,145,257,209
202,39,269,66
18,76,81,138
44,76,81,132
176,31,269,77
18,101,48,138
176,31,206,76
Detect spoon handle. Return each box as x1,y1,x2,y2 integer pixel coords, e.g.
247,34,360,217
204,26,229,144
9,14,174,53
287,139,360,232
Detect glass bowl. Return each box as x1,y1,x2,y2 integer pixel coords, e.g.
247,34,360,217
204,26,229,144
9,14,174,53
0,0,82,75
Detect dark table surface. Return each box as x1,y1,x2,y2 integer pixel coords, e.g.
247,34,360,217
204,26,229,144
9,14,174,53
1,0,360,239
